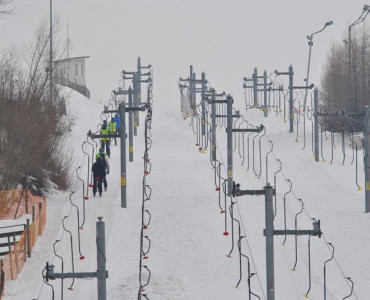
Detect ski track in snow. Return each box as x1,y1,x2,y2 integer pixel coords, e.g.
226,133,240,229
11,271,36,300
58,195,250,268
3,85,370,299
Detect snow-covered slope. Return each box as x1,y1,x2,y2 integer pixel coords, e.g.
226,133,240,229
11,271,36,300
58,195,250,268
3,83,370,300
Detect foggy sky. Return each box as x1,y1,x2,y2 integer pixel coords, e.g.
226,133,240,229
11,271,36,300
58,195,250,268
1,0,368,107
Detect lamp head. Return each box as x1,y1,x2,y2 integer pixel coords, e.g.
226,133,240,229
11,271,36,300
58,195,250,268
325,21,333,26
363,4,369,11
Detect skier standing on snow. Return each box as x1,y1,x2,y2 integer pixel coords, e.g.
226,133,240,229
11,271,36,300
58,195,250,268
115,113,121,135
100,120,111,158
92,157,107,197
108,117,117,146
96,148,109,192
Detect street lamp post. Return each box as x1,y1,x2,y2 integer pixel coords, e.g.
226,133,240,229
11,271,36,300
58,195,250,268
302,20,333,150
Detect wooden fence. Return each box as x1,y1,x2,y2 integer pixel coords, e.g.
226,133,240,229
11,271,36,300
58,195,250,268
0,261,4,298
0,190,18,218
0,197,47,299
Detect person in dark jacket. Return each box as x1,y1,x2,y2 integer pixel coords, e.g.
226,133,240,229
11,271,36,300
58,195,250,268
92,157,107,196
95,148,109,191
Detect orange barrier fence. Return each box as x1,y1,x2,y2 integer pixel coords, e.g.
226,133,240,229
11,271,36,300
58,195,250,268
0,261,4,297
0,197,47,299
0,189,44,219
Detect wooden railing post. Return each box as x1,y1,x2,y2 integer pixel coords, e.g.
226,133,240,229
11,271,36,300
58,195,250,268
0,260,4,297
7,236,14,280
38,202,42,235
23,232,26,262
26,220,31,258
12,232,19,274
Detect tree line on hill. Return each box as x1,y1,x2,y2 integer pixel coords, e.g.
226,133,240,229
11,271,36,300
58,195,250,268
320,24,370,132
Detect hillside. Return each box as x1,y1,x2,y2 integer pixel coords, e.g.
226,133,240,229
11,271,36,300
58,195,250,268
3,84,369,300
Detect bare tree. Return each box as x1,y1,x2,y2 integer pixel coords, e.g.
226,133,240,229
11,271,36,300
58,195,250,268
320,24,370,131
0,19,72,193
0,0,14,16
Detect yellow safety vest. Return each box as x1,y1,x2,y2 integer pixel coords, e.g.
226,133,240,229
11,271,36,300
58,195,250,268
100,127,109,141
96,152,107,160
109,121,117,133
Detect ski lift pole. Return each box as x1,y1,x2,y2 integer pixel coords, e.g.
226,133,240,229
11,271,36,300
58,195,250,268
201,72,207,137
211,89,217,161
96,217,107,300
288,66,294,133
137,57,142,104
136,58,141,134
207,89,226,162
263,71,268,117
210,95,233,193
233,182,321,300
252,68,265,108
122,60,151,136
180,66,196,113
119,103,127,207
242,76,254,107
276,65,314,133
253,68,258,107
265,184,275,300
128,87,134,162
120,102,146,208
132,72,150,136
192,71,197,111
190,65,194,108
136,57,151,102
364,106,370,212
133,73,139,137
192,72,207,121
226,95,234,195
233,183,276,300
275,66,294,133
179,65,196,117
209,89,217,162
45,217,108,300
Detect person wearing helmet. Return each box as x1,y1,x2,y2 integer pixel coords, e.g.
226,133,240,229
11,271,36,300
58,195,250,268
96,148,109,191
92,157,106,197
115,113,121,135
96,147,107,160
100,120,111,158
108,117,117,146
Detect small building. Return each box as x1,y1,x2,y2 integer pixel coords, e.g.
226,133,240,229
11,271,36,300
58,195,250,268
53,56,90,98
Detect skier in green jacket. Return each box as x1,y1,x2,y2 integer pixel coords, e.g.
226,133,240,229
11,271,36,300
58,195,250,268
108,117,117,146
